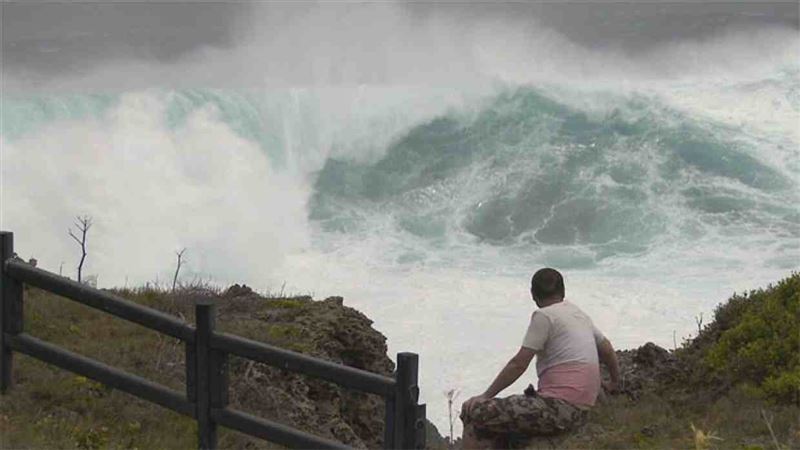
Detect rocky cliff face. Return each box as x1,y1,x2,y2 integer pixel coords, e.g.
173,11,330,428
214,287,393,448
599,342,682,401
173,285,445,449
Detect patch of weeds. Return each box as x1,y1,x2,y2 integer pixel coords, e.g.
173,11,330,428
266,298,307,309
73,424,109,450
71,376,109,398
632,432,657,449
266,324,313,353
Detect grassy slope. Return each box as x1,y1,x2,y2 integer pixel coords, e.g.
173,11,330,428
555,385,799,449
0,286,307,449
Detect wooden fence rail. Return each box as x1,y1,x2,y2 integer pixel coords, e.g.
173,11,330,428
0,231,426,449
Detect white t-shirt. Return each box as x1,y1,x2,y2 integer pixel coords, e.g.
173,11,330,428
521,299,606,376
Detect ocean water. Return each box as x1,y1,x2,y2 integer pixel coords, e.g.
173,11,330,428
3,65,799,436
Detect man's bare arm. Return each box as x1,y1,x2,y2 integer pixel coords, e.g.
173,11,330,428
482,347,536,398
462,347,537,417
597,338,621,389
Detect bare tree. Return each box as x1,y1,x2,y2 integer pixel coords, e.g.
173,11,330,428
68,215,92,283
444,388,461,444
172,248,187,292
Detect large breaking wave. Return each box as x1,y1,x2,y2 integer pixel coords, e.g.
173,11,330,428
311,76,799,269
3,69,799,281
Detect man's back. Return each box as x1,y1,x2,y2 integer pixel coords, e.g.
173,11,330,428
522,300,604,407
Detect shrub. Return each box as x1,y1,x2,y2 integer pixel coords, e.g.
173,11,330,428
705,273,799,404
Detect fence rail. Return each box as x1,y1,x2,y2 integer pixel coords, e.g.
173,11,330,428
212,407,351,450
211,331,396,396
7,333,195,418
5,258,195,342
0,231,426,450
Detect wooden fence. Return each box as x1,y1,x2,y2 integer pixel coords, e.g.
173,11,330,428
0,231,426,449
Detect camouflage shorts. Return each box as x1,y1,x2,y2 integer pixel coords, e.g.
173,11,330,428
460,386,588,438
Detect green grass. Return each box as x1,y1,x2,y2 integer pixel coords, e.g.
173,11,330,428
553,385,799,449
0,286,291,449
2,356,198,449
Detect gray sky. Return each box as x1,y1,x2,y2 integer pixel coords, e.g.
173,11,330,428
2,2,249,75
2,1,798,86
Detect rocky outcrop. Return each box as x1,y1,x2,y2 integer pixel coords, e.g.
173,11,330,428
599,342,683,401
168,287,443,449
221,293,391,448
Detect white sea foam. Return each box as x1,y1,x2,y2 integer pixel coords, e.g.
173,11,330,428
1,91,310,285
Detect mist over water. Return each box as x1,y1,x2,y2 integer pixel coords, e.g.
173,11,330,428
3,2,799,435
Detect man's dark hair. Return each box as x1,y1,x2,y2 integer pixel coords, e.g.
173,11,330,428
531,268,565,301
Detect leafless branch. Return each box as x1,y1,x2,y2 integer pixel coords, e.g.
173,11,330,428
172,248,187,292
68,215,92,283
761,408,782,450
445,388,461,444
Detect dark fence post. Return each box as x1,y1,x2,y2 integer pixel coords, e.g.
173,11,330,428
209,345,229,414
1,232,24,393
414,404,426,450
383,395,396,449
195,299,217,450
186,342,196,404
395,353,423,449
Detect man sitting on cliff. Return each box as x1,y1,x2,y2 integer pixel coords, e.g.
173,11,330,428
460,268,621,449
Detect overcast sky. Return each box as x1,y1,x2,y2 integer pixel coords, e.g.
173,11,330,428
2,1,798,87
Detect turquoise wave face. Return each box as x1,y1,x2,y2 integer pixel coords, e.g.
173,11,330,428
1,94,117,140
1,89,316,170
311,87,798,258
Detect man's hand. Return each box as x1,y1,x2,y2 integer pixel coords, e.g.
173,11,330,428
597,338,621,395
461,394,490,418
602,380,619,394
461,347,535,420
